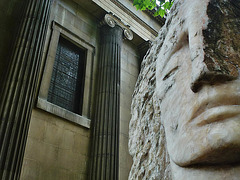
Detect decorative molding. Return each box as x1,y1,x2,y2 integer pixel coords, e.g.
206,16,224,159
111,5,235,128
123,28,133,40
109,0,163,37
52,21,96,49
37,98,91,128
103,14,116,27
101,13,133,40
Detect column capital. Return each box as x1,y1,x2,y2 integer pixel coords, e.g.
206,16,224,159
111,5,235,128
100,13,133,40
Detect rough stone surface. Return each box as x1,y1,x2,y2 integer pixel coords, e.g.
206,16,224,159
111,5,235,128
129,29,171,180
129,0,240,179
195,0,240,91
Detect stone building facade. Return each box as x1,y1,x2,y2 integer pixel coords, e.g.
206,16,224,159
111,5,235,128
0,0,162,179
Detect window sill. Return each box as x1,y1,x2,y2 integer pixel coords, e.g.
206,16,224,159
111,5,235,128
37,97,91,128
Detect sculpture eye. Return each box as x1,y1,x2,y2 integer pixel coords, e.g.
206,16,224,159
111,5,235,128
163,66,179,81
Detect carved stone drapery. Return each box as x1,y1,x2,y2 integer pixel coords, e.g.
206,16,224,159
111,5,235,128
0,0,52,179
90,14,133,180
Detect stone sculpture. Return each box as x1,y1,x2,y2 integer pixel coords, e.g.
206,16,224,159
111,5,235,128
129,0,240,179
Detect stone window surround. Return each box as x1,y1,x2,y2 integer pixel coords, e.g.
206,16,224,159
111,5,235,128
37,21,95,129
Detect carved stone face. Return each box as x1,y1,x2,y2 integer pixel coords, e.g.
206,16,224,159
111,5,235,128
157,42,240,166
155,0,240,167
129,0,240,179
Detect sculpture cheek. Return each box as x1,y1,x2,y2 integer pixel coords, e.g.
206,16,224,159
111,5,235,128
189,0,240,92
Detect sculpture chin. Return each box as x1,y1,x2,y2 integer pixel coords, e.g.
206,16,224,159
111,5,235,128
168,115,240,167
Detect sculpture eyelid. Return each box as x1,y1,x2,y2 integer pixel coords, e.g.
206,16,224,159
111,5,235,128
160,32,189,72
163,66,179,81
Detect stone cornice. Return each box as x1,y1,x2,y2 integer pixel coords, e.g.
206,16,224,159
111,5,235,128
109,0,161,37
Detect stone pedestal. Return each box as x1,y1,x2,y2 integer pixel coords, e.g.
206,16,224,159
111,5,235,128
0,0,52,179
90,14,133,180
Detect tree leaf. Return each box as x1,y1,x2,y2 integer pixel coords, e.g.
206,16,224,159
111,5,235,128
133,0,174,17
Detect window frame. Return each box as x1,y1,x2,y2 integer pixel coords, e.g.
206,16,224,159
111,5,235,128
37,21,95,128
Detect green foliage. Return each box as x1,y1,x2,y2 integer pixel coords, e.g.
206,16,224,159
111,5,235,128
133,0,174,17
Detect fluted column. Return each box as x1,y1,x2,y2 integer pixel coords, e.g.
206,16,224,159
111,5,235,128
90,14,133,180
0,0,52,179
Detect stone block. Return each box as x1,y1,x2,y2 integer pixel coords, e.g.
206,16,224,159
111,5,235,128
120,93,132,110
119,167,130,180
58,149,78,171
69,172,88,180
31,109,52,122
65,10,75,26
127,51,140,67
23,138,42,160
28,116,46,141
121,57,139,78
58,149,88,173
119,134,132,169
76,156,89,174
120,81,131,96
121,69,138,88
125,63,139,78
120,118,130,136
55,4,65,20
59,128,74,150
39,143,59,167
73,134,90,156
43,121,64,147
81,21,95,36
20,158,40,180
39,167,69,180
74,18,84,31
24,138,59,167
121,57,128,71
123,40,140,57
55,168,70,180
64,123,90,138
121,49,128,62
120,106,132,123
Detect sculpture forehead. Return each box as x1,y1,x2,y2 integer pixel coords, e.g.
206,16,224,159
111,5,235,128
156,0,209,72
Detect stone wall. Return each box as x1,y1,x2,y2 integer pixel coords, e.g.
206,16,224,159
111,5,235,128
20,0,142,179
20,109,90,179
128,32,171,179
120,40,140,180
20,0,98,179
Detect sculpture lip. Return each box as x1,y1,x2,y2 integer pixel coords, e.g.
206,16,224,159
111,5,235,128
190,94,240,125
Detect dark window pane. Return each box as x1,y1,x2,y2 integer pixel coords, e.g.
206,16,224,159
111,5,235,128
48,37,86,115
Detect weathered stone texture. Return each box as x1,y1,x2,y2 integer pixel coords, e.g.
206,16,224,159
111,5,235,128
195,0,240,91
120,40,140,180
129,28,171,179
129,0,240,179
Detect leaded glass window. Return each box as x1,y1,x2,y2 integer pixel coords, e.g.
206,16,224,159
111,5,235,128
47,36,86,115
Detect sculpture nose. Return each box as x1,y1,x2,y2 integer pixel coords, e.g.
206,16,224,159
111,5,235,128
188,0,240,93
190,71,239,93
